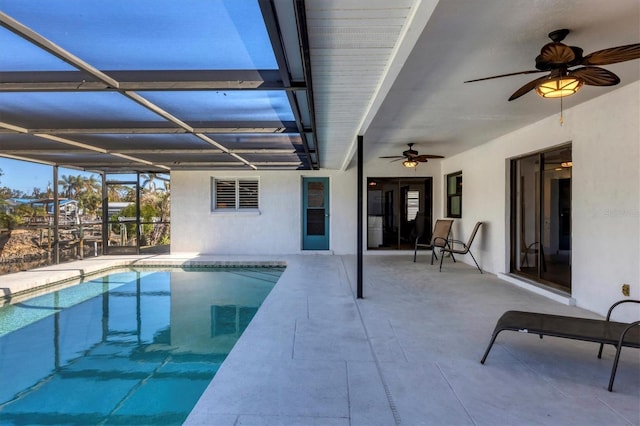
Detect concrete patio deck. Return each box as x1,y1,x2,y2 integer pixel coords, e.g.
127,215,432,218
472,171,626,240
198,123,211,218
183,254,639,426
1,253,638,425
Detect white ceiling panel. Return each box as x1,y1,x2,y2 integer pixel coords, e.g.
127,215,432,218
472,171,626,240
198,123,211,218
305,0,640,169
306,0,417,168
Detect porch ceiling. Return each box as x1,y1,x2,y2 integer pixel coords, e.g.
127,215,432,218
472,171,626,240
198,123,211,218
308,0,640,169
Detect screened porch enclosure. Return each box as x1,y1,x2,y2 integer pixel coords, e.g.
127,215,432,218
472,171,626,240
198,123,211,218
0,0,317,172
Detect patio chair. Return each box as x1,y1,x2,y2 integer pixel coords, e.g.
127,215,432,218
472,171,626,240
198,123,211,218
438,221,483,273
413,217,454,264
521,240,547,272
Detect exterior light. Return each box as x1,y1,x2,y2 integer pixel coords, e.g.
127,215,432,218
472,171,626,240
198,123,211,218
402,159,418,168
536,77,583,98
561,161,573,168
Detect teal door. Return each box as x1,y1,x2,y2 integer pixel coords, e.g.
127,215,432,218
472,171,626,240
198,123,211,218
302,177,330,250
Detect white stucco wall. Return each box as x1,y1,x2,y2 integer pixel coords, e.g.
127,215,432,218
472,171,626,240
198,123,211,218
171,159,442,255
171,169,357,255
171,82,638,318
440,81,640,317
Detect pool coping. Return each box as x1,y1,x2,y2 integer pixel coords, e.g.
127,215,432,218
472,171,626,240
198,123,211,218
0,254,287,304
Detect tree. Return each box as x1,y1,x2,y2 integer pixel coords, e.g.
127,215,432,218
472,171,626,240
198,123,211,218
140,173,157,192
31,187,45,199
74,175,101,218
81,175,100,194
59,174,81,198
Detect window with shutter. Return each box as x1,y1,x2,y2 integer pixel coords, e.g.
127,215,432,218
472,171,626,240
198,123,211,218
212,178,259,211
238,179,259,209
215,179,237,209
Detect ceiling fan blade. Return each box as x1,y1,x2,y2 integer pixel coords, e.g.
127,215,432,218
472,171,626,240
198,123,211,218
414,154,444,162
569,67,620,86
464,69,544,83
535,42,577,68
379,155,405,159
508,75,552,101
581,44,640,66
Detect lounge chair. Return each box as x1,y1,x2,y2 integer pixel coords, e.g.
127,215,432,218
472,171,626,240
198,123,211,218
413,217,454,264
437,221,483,273
480,299,640,391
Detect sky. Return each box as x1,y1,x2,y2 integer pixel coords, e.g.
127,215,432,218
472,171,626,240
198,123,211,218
0,157,99,195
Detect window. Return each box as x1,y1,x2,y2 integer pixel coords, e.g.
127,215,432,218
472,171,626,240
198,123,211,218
446,171,462,218
510,145,572,290
406,190,420,221
212,178,259,211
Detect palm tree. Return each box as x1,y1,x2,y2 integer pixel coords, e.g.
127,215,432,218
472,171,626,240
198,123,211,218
59,175,82,198
72,175,100,217
81,175,100,194
140,173,157,192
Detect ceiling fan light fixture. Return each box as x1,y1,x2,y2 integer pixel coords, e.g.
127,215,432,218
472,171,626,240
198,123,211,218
535,77,584,98
402,159,418,168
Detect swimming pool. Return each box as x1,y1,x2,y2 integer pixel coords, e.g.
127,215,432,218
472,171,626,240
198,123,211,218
0,266,283,425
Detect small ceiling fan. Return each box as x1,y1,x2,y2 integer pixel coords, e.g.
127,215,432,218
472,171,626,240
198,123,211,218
379,143,444,168
464,29,640,101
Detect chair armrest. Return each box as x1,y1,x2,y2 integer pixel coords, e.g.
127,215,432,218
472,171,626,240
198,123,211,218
606,299,640,321
432,236,449,247
446,239,468,250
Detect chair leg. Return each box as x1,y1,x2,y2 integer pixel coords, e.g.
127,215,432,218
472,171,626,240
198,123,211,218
439,247,456,272
444,241,455,263
607,322,640,391
480,331,501,364
469,250,482,273
431,248,438,264
608,345,623,391
597,343,604,359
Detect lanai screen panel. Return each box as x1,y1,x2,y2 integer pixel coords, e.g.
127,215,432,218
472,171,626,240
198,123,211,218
0,0,278,70
0,0,314,171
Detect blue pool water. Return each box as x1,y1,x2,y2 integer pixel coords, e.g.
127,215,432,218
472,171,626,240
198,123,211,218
0,267,283,425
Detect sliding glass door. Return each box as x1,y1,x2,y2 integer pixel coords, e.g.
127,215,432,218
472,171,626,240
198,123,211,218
510,145,572,291
367,177,432,250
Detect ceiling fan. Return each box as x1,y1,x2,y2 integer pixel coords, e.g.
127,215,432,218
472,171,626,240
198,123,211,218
465,29,640,101
379,143,444,168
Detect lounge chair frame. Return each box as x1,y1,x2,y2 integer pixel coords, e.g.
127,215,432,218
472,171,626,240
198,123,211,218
480,299,640,391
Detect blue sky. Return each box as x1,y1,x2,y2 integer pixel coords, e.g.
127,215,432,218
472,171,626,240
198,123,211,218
0,157,98,195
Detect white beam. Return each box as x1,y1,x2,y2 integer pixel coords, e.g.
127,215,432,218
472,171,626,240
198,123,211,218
340,0,441,171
